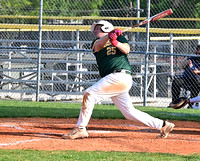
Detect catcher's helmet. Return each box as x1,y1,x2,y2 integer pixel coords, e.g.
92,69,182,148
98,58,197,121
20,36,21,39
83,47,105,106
90,20,114,33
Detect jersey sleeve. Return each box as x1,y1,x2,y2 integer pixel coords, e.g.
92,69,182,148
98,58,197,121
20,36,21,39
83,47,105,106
117,35,128,44
91,38,99,52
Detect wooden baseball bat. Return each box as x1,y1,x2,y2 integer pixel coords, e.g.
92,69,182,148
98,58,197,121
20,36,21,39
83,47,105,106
123,8,173,32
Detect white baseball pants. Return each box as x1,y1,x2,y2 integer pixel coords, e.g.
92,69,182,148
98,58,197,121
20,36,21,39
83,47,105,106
76,72,164,130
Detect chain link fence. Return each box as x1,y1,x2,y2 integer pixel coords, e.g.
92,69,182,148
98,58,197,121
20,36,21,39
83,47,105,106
0,0,200,107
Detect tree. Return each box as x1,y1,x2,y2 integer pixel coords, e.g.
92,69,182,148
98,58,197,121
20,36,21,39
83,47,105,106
42,0,104,17
149,0,200,29
0,0,31,15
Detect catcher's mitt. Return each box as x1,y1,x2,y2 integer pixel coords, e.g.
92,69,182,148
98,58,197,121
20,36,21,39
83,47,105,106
169,97,189,109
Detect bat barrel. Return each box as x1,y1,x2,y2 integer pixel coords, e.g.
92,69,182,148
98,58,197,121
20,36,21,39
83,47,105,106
150,8,173,22
123,8,173,33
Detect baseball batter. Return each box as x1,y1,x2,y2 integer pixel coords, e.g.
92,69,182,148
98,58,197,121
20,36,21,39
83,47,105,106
62,20,175,139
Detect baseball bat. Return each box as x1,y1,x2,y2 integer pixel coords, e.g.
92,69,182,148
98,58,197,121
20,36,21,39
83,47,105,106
123,8,173,32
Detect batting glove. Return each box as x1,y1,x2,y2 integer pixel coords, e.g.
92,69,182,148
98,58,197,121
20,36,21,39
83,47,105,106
108,31,117,40
108,31,118,47
113,28,122,36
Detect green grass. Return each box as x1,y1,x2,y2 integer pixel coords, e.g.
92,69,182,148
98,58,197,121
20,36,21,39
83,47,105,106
0,150,199,161
0,100,199,160
0,100,199,121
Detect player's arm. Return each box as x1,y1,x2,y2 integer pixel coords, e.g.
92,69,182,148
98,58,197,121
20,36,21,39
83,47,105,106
188,59,200,74
115,42,130,55
92,35,109,53
193,68,200,74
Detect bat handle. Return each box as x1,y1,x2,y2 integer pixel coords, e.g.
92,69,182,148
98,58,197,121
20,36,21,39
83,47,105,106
122,24,140,33
122,27,132,33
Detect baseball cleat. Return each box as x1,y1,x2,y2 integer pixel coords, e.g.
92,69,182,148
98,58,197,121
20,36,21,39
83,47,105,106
160,121,175,138
62,127,89,139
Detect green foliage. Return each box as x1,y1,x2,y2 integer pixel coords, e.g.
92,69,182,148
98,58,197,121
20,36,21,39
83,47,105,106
194,2,200,28
99,0,131,17
0,0,199,29
133,0,200,29
0,0,32,15
28,0,40,15
38,0,103,16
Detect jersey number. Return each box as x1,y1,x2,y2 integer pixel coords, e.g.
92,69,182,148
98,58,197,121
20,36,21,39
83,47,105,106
107,47,116,55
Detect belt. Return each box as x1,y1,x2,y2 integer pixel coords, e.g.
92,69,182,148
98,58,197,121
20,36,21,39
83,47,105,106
113,69,132,75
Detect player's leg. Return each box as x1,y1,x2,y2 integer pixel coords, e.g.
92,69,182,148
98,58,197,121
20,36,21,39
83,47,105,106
111,93,174,138
190,82,200,98
76,72,133,125
76,91,98,128
184,76,200,108
63,72,132,139
188,83,200,108
111,93,163,129
62,84,103,139
189,95,200,103
171,76,184,102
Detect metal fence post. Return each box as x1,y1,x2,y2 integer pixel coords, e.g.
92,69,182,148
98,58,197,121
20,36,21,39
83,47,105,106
170,33,174,77
143,0,151,106
136,0,140,42
36,0,43,101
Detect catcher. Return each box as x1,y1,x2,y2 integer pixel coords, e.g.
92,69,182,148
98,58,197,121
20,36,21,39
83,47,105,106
62,20,175,140
169,96,200,109
171,45,200,108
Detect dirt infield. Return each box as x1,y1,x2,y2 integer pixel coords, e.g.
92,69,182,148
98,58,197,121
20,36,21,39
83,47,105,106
0,118,199,155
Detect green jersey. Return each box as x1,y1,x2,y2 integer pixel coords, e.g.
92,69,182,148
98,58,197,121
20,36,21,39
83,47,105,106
91,35,132,77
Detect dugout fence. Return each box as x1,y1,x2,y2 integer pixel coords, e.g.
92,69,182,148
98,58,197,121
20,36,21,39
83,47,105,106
0,0,200,107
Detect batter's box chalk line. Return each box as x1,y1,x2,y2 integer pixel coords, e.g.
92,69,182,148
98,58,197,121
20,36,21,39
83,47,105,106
0,124,26,130
0,139,45,147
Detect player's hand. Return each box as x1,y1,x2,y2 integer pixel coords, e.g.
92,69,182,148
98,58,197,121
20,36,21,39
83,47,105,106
108,31,117,41
108,29,122,40
108,29,122,47
108,31,119,46
113,28,122,36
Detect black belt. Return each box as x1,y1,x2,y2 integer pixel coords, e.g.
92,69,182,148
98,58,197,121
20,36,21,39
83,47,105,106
113,69,132,75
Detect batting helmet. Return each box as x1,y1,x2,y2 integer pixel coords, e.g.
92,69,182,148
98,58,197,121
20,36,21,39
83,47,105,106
90,20,114,33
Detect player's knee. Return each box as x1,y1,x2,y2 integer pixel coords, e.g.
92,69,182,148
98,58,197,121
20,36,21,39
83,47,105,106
83,92,90,100
82,92,91,109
